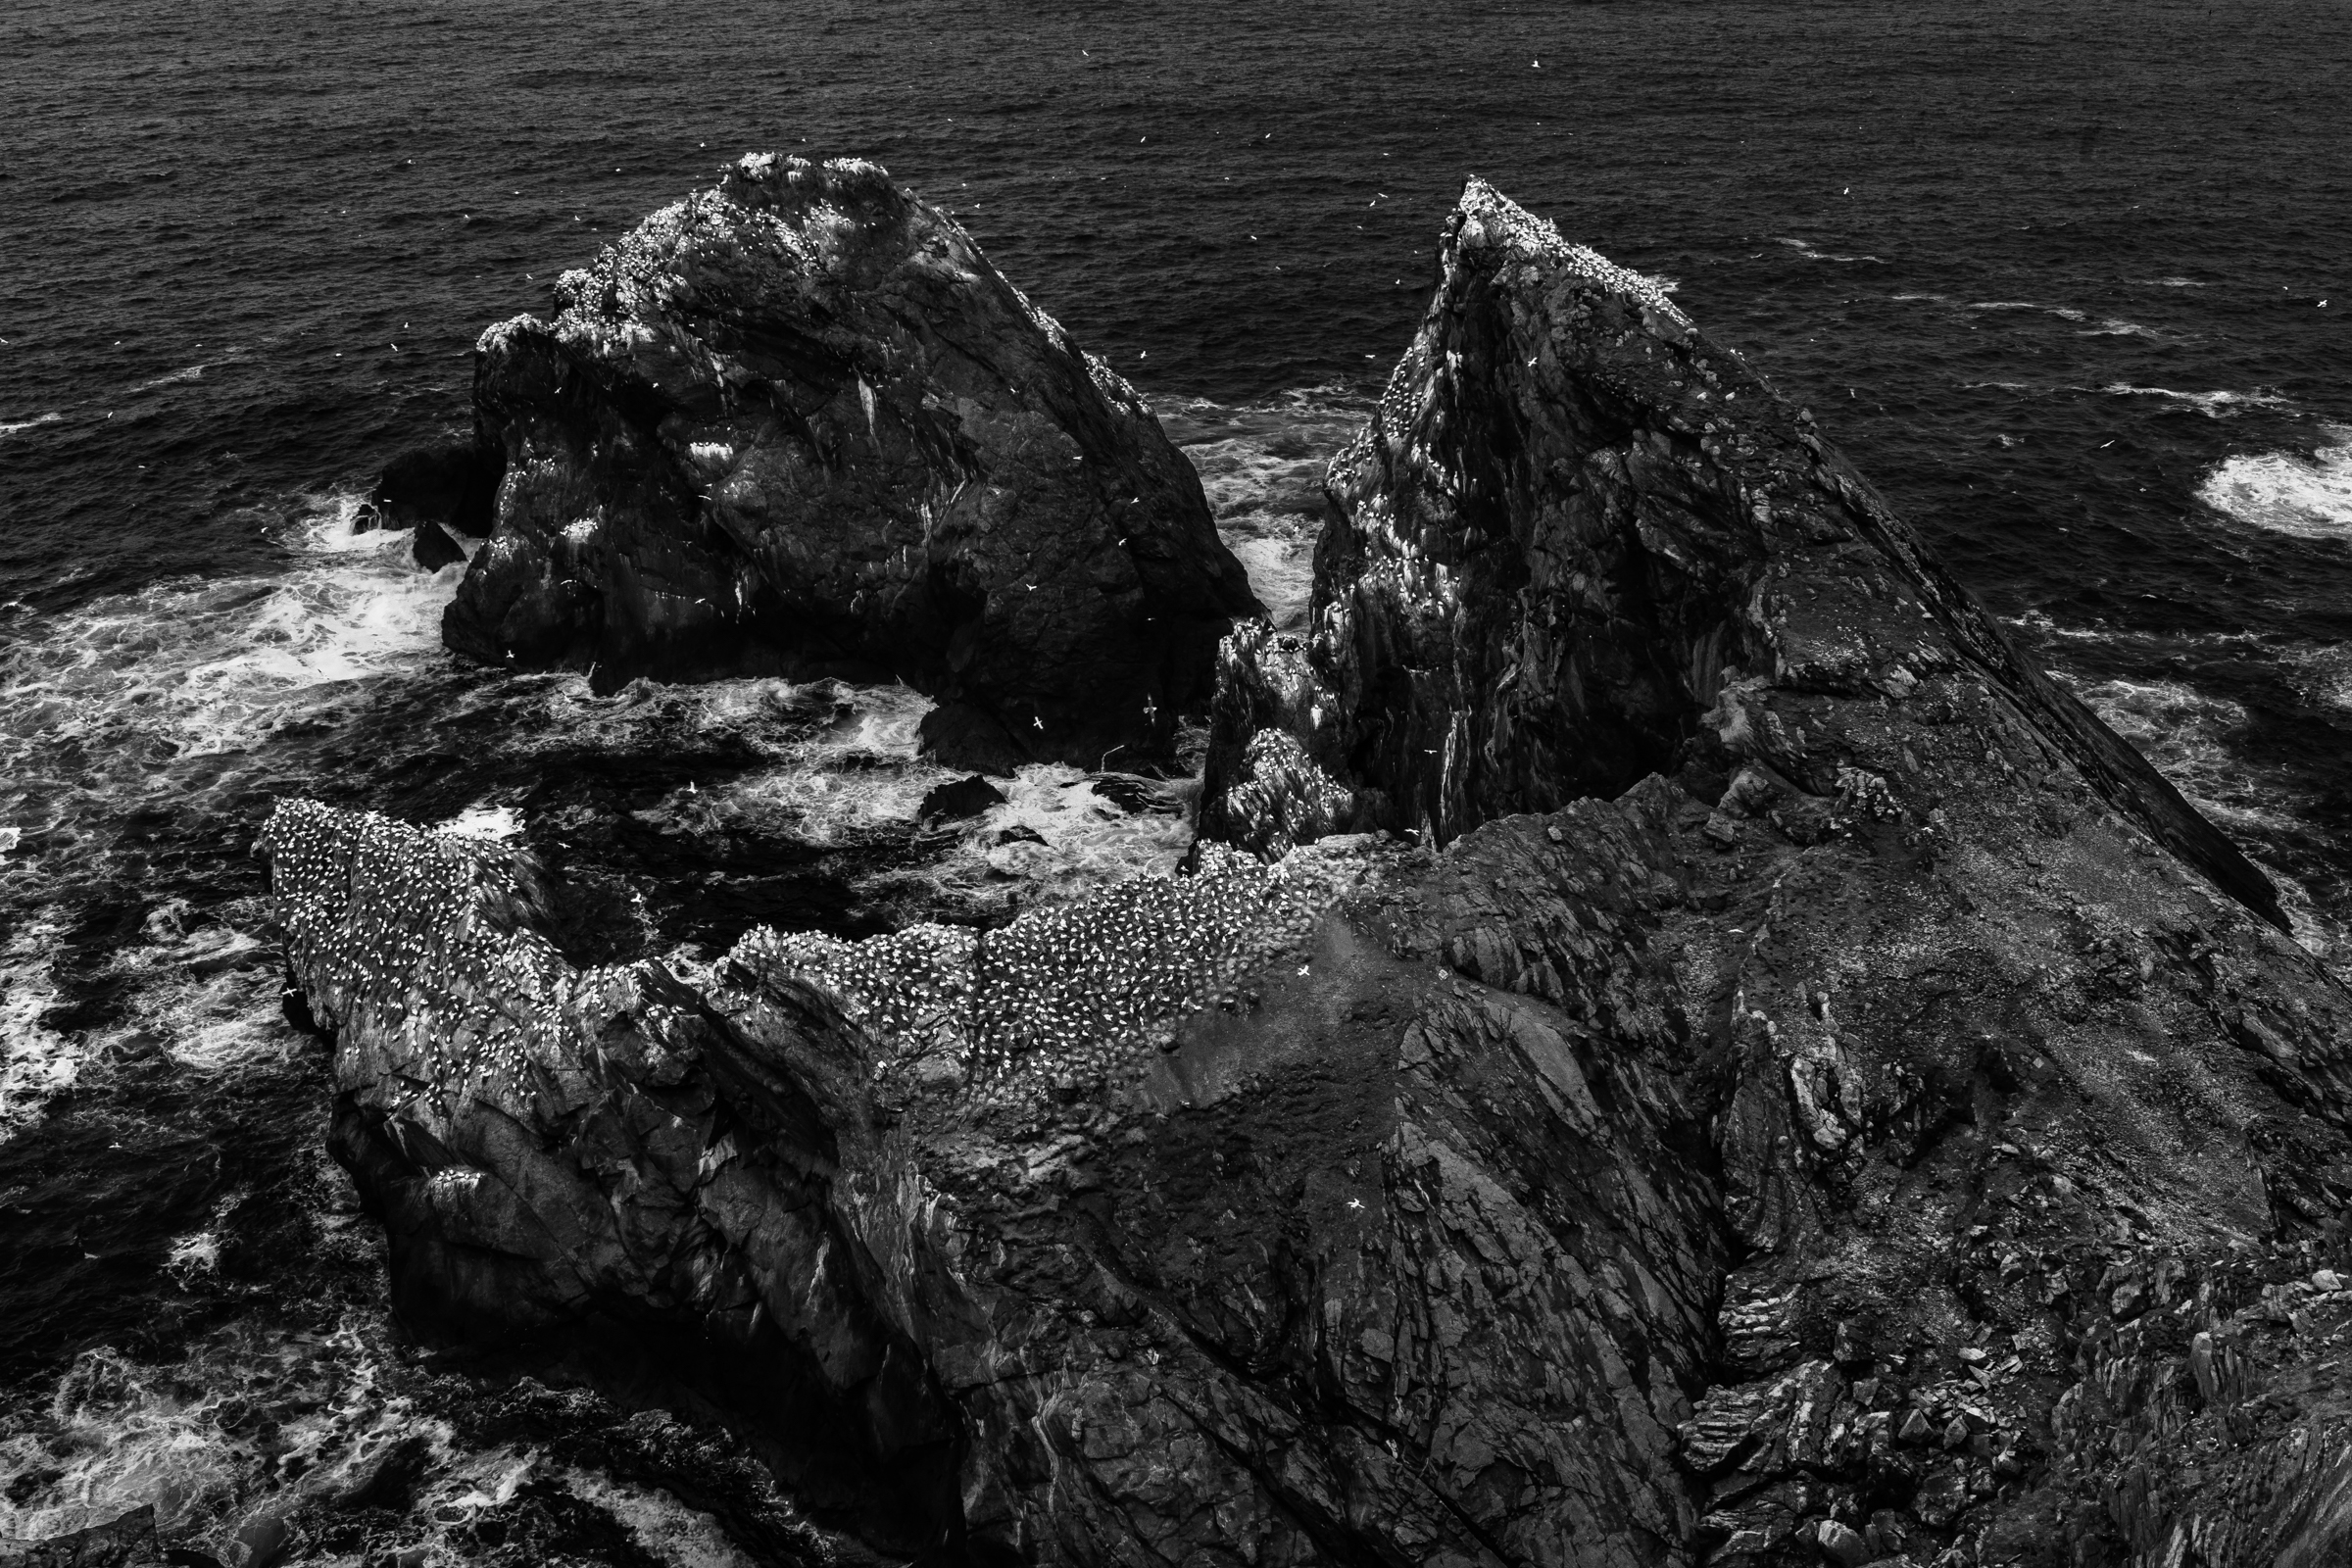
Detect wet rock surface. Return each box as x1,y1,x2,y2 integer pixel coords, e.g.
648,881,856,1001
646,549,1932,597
264,180,2352,1566
440,153,1259,774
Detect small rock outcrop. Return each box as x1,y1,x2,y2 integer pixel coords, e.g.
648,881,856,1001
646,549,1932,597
440,153,1259,774
268,181,2352,1566
368,438,503,540
1197,179,2283,938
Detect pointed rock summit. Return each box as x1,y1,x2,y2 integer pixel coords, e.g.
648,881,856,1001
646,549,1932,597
1200,178,2282,932
441,153,1260,772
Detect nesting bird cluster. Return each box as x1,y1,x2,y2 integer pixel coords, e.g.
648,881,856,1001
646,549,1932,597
1220,731,1358,861
1329,339,1429,482
1456,176,1690,325
736,844,1368,1104
265,798,1376,1122
1329,180,1688,493
735,920,978,1057
260,800,587,1116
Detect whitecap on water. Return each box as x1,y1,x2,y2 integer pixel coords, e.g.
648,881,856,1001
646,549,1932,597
2195,424,2352,539
0,913,76,1142
0,412,66,437
2064,673,2302,836
1775,237,1884,264
0,1307,802,1565
651,690,1200,917
0,495,461,1127
439,801,525,841
2101,383,2291,418
1168,385,1370,633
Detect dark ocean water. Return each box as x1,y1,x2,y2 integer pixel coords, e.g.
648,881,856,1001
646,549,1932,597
1,0,2348,1558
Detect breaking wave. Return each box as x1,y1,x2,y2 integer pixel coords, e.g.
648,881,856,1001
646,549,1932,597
2102,383,2292,417
2195,425,2352,539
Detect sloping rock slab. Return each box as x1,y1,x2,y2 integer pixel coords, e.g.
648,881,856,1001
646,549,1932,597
268,726,2352,1566
443,153,1259,774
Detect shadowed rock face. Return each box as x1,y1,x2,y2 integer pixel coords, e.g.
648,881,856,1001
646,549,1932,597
1197,179,2283,938
442,153,1260,774
270,182,2352,1567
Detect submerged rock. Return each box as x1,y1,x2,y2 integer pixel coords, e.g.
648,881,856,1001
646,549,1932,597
269,181,2352,1566
410,518,465,573
918,774,1007,825
441,153,1259,774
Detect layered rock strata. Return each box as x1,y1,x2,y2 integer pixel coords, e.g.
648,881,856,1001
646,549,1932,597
269,181,2352,1567
441,153,1259,773
1197,180,2283,940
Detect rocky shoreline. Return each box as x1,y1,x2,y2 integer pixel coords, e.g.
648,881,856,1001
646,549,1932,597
246,169,2352,1566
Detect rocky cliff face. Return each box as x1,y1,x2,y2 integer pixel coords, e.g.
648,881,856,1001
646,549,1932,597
442,154,1260,773
267,181,2352,1567
1196,180,2283,941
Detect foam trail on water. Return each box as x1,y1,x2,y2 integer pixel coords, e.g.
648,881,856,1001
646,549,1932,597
1165,385,1370,633
0,495,460,1133
2068,674,2289,833
2196,425,2352,539
0,1306,768,1566
0,914,76,1142
2103,383,2291,417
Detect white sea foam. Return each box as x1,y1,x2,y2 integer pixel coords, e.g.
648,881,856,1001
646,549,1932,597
564,1469,762,1568
2102,383,2291,418
1172,388,1363,634
0,496,462,1128
2281,643,2352,711
439,802,525,841
0,1308,739,1563
2195,425,2352,539
0,913,75,1142
1226,534,1315,632
0,412,65,436
2080,318,2159,338
128,364,206,393
1775,237,1883,264
2067,674,2296,835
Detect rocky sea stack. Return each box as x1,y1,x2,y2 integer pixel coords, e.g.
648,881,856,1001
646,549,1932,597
270,180,2352,1566
438,153,1259,772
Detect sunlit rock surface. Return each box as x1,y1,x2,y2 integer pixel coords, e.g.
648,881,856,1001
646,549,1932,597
268,180,2352,1567
443,153,1260,774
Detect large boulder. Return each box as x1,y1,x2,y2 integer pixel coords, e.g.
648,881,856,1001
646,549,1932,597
441,153,1260,774
266,181,2352,1566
